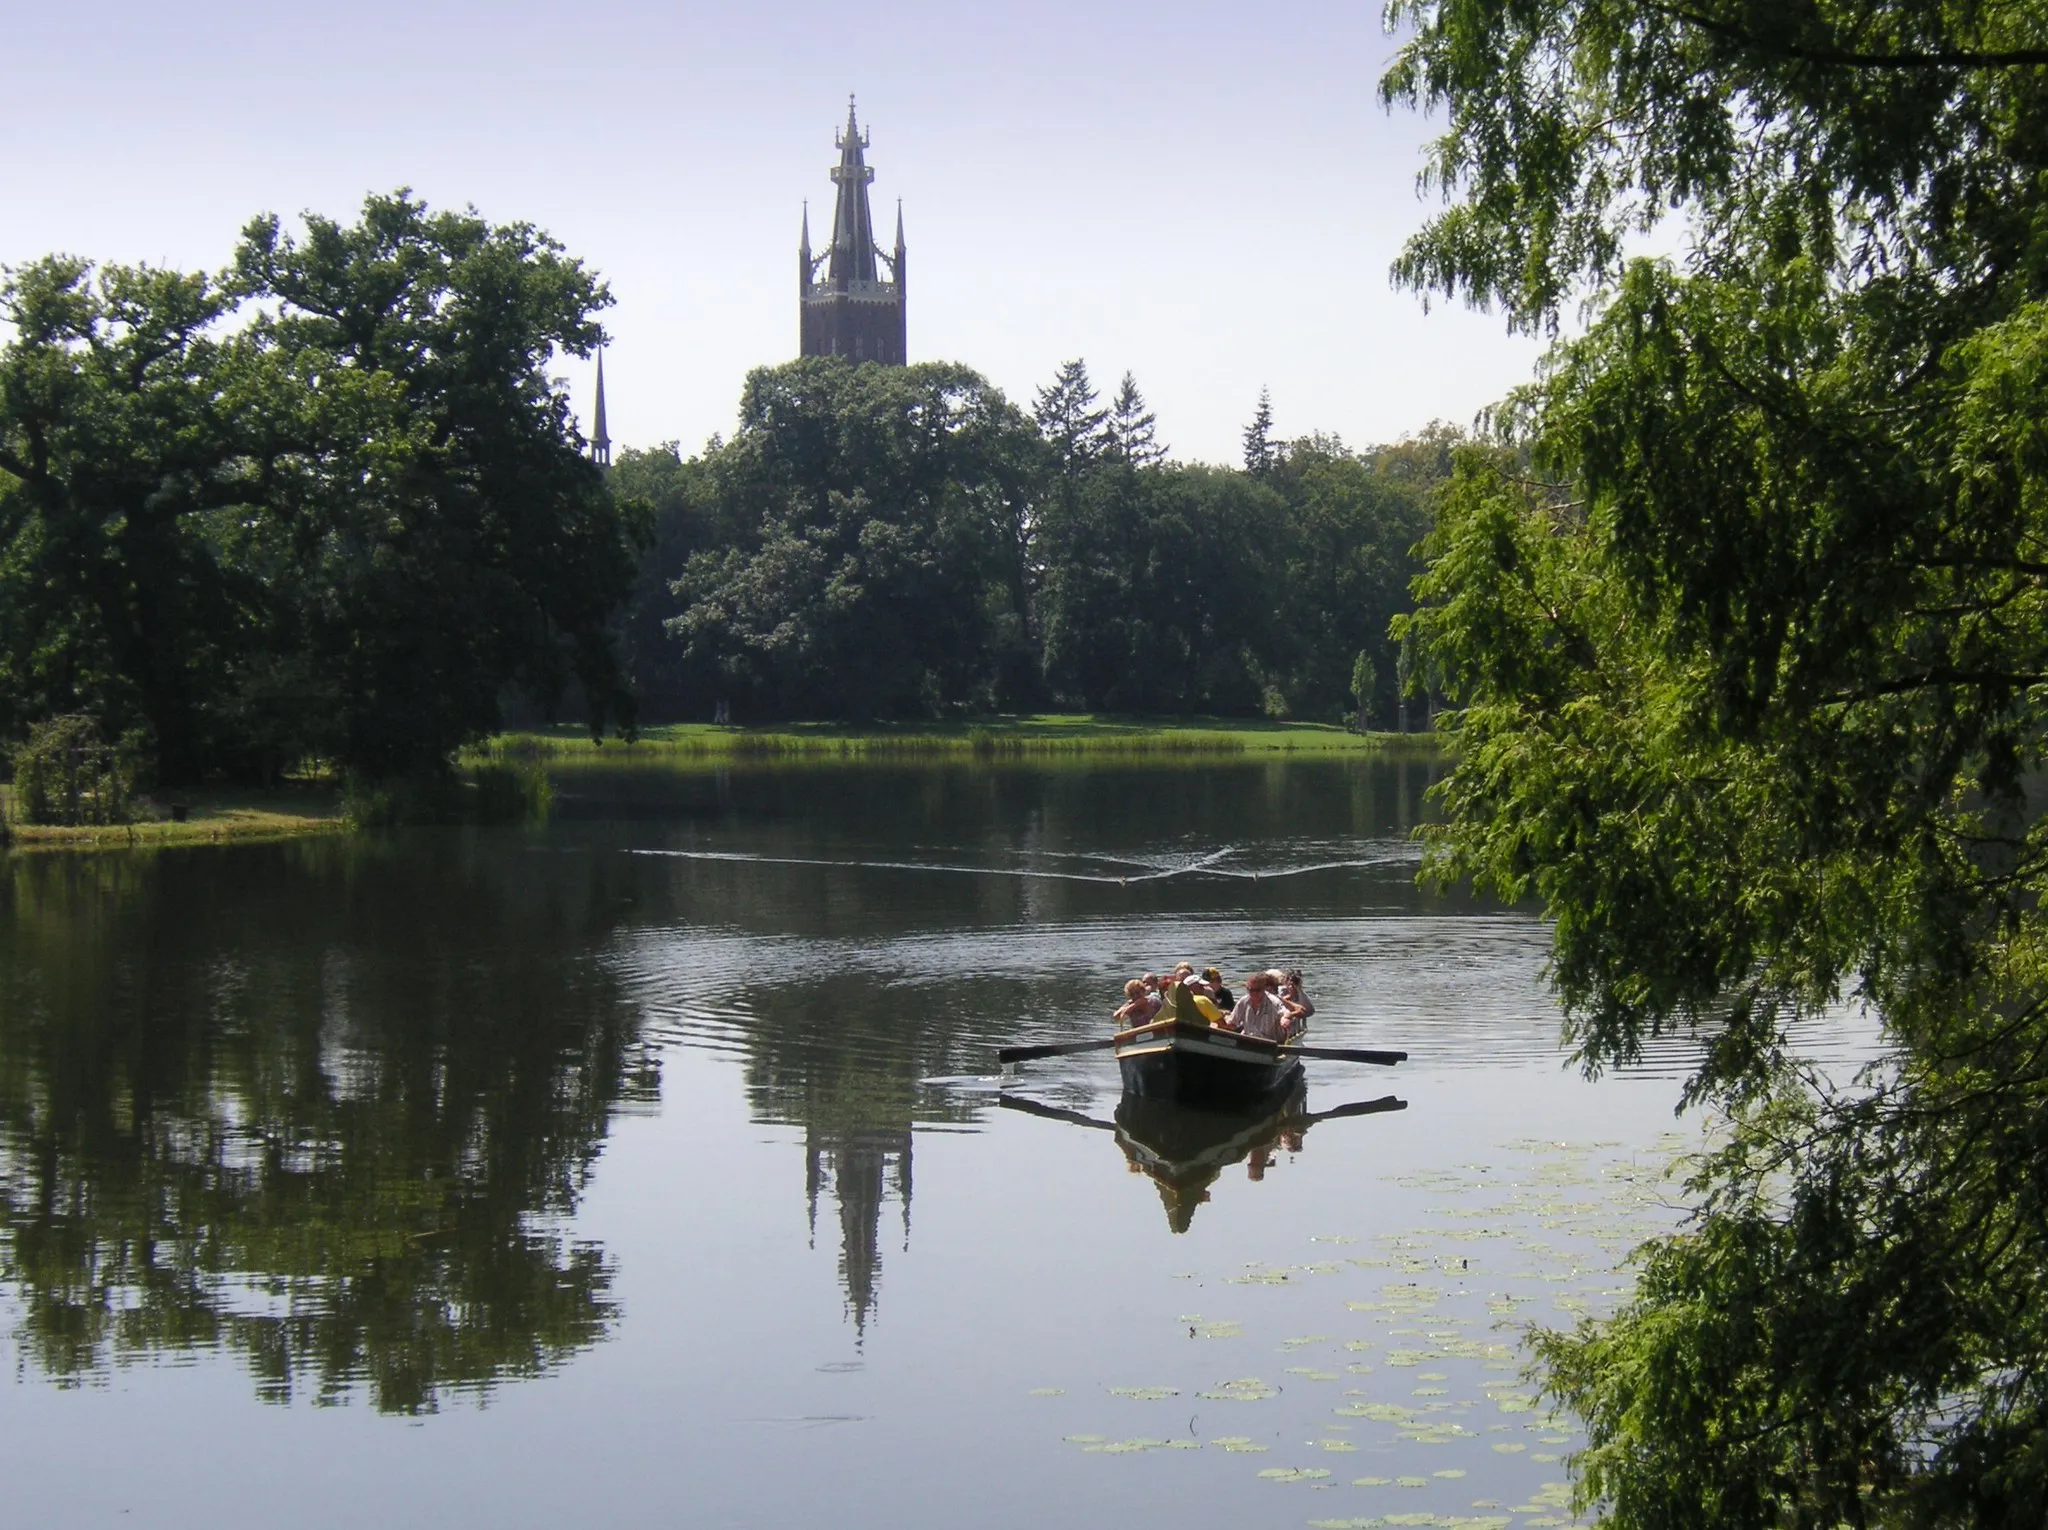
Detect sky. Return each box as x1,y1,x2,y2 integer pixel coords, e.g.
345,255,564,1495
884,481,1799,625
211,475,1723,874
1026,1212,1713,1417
0,0,1545,465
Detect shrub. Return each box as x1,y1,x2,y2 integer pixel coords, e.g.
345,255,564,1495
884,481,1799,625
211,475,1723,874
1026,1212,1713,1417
10,716,135,826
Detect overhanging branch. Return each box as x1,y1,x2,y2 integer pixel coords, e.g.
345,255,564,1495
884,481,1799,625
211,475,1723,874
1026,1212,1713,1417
1649,3,2048,70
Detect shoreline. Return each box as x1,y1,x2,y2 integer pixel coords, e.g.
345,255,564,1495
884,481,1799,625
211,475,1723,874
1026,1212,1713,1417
4,718,1445,852
0,784,346,854
485,714,1445,764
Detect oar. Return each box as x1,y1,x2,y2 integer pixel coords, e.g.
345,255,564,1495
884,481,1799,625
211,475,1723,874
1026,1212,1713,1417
997,1035,1123,1065
1301,1093,1408,1123
1280,1044,1408,1067
996,1094,1116,1130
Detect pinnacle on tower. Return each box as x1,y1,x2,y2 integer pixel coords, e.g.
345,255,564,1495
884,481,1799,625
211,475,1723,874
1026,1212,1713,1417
827,95,880,286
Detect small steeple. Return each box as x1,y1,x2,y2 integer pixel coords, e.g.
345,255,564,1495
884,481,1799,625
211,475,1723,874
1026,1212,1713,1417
890,199,906,297
590,347,611,468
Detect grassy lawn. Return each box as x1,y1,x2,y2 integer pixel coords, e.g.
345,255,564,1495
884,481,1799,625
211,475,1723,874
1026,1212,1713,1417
487,714,1443,762
1,782,345,852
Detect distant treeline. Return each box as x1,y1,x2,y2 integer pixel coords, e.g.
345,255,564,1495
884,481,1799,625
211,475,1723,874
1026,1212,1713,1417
612,359,1458,727
0,193,1456,789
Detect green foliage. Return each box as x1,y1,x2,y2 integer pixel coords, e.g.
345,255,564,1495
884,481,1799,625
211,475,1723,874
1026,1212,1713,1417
0,192,638,785
665,359,1042,719
1035,358,1111,473
1350,651,1377,731
9,714,133,826
1242,387,1277,477
231,193,640,775
341,756,552,829
646,358,1456,725
607,443,728,717
1035,463,1284,713
1389,0,2048,1521
1108,371,1166,466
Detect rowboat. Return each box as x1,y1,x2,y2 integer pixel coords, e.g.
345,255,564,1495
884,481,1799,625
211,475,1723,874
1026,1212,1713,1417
995,983,1404,1087
1113,1007,1303,1109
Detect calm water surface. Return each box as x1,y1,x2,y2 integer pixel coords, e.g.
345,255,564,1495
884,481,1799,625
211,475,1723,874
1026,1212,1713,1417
0,761,1872,1528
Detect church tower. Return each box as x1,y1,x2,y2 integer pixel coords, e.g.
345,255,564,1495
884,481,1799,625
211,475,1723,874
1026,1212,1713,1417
800,98,907,365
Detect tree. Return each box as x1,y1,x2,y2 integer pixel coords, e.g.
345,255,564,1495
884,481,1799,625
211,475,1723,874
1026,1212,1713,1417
1241,387,1276,477
1036,464,1284,712
0,259,258,782
234,192,639,777
666,359,1041,719
1262,435,1440,722
1388,0,2048,1522
1033,358,1110,473
606,443,729,720
1349,651,1376,733
0,192,639,783
1107,371,1166,465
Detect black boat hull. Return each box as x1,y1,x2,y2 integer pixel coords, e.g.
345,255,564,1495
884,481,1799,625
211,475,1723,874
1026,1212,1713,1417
1115,1019,1301,1109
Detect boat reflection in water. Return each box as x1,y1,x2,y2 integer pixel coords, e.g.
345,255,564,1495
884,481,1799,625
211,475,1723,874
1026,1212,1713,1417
999,1084,1407,1232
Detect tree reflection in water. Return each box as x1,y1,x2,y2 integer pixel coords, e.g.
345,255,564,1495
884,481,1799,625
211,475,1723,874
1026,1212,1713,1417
0,840,653,1414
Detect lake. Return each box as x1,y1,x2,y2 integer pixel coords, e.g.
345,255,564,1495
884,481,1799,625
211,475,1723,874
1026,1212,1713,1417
0,759,1867,1528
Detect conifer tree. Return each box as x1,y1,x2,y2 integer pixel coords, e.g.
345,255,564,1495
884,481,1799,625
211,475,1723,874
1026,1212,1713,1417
1107,371,1166,465
1241,387,1277,477
1032,359,1108,473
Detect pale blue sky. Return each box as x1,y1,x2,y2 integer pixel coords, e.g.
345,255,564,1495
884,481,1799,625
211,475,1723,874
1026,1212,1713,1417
1,0,1541,463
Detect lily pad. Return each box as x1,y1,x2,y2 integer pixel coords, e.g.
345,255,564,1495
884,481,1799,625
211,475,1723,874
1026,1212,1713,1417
1201,1377,1280,1402
1085,1438,1167,1454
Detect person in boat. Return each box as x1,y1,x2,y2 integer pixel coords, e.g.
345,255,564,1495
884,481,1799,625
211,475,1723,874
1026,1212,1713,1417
1169,962,1230,1025
1278,968,1313,1027
1203,966,1235,1010
1225,970,1297,1042
1114,978,1161,1025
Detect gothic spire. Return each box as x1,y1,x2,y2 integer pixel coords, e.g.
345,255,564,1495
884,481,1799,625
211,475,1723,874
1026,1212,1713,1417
590,348,611,468
827,94,879,285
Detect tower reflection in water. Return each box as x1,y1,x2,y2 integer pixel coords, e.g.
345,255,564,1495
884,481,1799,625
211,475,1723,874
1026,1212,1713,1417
1000,1085,1408,1233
